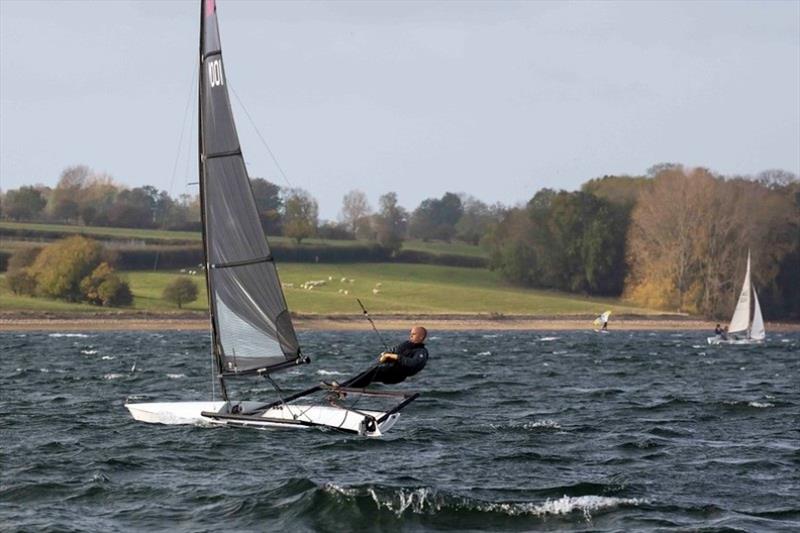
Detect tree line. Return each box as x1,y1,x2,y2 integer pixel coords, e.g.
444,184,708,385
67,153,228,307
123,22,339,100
3,162,798,319
0,164,505,251
484,165,799,319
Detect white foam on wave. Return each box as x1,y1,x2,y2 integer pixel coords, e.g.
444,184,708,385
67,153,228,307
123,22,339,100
49,333,89,338
316,369,345,376
482,334,499,338
323,484,641,520
101,355,115,360
748,401,773,408
323,483,358,497
104,373,123,380
527,419,561,429
81,349,98,355
539,336,559,342
477,351,492,356
166,373,186,379
489,420,563,432
486,495,644,519
368,487,441,516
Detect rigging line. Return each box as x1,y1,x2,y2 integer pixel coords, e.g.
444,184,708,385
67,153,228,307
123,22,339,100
210,343,216,402
264,374,303,420
357,298,390,352
228,84,294,190
154,61,198,272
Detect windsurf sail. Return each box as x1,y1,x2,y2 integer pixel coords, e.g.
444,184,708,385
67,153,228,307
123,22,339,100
199,0,300,377
593,311,611,327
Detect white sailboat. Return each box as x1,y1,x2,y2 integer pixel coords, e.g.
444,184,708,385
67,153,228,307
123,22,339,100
707,251,766,345
126,0,418,436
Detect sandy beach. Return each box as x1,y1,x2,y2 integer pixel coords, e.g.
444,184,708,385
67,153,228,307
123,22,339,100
1,311,797,332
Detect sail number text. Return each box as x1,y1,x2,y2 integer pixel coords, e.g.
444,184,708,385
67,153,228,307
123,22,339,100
208,59,224,87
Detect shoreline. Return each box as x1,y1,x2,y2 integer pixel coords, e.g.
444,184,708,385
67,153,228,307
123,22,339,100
1,311,798,332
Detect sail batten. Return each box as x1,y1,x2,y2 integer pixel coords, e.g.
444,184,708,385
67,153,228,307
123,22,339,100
199,0,300,375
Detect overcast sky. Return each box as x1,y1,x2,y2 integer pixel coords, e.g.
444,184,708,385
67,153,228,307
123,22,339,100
1,0,798,220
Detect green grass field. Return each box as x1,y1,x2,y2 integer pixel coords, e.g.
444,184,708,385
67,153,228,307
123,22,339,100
0,221,201,242
1,263,657,316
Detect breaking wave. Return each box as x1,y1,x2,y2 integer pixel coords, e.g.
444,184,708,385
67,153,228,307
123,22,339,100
321,483,642,519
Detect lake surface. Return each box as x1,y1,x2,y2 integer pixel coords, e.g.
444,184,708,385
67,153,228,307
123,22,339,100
2,330,798,532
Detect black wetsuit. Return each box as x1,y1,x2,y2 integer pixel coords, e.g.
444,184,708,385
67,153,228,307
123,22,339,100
344,341,429,388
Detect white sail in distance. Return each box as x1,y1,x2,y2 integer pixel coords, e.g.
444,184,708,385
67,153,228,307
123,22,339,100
728,251,752,335
750,287,765,340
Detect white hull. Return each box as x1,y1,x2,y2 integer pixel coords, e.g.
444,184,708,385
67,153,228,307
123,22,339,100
125,401,400,437
706,336,764,345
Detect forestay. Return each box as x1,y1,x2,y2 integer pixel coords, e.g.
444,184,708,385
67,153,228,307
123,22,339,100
200,0,299,374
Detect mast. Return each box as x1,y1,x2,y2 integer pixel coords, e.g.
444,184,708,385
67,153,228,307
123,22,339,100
198,0,303,379
199,0,228,400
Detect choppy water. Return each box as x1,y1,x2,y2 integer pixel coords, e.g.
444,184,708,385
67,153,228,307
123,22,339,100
2,330,799,532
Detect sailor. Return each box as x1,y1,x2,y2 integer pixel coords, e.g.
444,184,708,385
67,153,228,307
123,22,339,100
714,323,723,336
343,326,429,388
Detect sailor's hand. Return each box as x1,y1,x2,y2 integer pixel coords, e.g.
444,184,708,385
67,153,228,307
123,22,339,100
379,352,398,363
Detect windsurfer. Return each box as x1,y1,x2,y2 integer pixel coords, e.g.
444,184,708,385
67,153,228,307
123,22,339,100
342,326,429,388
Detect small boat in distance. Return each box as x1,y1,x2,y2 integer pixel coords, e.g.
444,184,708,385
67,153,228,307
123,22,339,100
125,0,418,436
593,310,611,333
708,251,765,345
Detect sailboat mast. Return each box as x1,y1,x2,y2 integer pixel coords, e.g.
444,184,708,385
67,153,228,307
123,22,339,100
198,0,227,401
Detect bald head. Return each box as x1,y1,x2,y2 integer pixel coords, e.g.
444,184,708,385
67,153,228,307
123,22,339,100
409,326,427,343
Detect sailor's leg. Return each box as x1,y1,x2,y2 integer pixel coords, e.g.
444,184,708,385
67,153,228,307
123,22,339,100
341,365,380,388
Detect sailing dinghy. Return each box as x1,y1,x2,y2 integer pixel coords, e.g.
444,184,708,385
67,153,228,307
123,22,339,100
707,251,766,345
126,0,418,436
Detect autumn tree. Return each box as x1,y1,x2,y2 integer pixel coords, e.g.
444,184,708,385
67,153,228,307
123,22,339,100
163,277,199,309
624,166,797,317
28,236,108,301
80,262,133,306
48,165,90,222
340,190,372,236
373,192,407,253
282,188,318,243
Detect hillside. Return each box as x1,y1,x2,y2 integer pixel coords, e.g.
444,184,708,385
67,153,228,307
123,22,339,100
0,263,662,317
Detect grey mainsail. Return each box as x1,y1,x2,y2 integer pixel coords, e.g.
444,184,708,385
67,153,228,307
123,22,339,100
199,0,299,375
